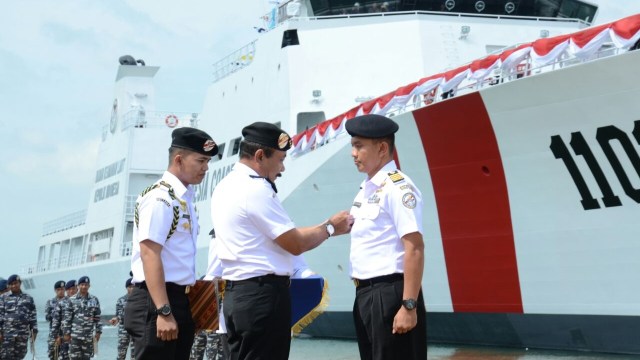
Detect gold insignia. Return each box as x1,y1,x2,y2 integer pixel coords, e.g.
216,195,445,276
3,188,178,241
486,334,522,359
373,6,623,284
389,171,404,183
278,133,291,149
179,200,187,211
203,139,217,152
182,222,191,231
402,192,417,209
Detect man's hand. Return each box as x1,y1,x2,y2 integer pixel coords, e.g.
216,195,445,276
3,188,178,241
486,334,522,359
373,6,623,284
55,336,61,346
328,210,355,236
109,317,118,325
392,307,417,334
156,314,179,341
63,334,71,342
95,332,101,342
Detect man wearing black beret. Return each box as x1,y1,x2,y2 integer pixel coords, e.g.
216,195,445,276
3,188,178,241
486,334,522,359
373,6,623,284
346,114,427,359
210,121,354,360
126,127,218,360
45,280,66,360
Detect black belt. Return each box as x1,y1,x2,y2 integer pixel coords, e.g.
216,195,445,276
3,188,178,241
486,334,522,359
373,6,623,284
135,281,190,294
226,274,290,289
353,273,403,289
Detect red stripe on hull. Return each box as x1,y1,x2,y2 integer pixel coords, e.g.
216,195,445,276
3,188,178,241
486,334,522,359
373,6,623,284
413,93,523,313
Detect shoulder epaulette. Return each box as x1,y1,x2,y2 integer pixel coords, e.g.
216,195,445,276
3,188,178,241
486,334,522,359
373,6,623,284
388,170,405,184
135,181,180,242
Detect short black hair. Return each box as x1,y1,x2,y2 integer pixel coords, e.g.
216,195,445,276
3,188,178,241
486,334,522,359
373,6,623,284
239,140,274,160
376,134,395,155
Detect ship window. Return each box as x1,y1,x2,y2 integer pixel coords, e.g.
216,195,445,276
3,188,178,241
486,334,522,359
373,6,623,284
230,137,242,156
282,29,300,48
297,112,326,134
212,143,226,162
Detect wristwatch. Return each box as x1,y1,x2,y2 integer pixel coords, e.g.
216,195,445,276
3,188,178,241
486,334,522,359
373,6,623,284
402,298,417,310
156,304,172,316
325,222,335,237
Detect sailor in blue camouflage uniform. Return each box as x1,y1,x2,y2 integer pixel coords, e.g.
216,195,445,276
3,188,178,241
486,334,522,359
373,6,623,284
110,278,135,359
45,280,66,360
62,276,102,360
52,280,77,360
0,274,38,360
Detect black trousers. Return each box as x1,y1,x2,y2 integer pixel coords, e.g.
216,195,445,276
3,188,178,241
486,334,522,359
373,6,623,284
223,275,291,360
353,276,427,360
124,284,195,360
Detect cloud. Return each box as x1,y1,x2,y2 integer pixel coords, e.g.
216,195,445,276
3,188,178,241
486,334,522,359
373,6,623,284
4,135,100,186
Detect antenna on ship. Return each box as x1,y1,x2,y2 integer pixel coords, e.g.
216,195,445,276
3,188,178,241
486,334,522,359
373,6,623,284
118,55,146,66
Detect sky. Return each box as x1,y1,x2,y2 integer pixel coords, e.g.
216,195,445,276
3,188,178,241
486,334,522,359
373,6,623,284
0,0,638,277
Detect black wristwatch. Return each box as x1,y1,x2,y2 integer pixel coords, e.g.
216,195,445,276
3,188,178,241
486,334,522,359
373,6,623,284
402,298,417,311
156,304,172,317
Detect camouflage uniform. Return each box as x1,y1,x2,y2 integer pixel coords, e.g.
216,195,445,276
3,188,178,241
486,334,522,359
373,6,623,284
62,293,102,360
190,330,225,360
0,290,38,360
51,297,71,360
45,296,64,360
115,294,134,359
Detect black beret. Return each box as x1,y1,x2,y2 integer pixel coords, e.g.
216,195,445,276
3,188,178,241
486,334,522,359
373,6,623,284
345,114,399,138
0,279,7,291
78,276,90,285
171,127,218,156
125,278,133,288
65,280,77,289
54,280,66,289
242,122,292,151
7,274,20,284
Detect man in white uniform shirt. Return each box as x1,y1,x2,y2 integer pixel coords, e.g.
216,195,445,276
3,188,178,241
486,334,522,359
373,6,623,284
347,114,427,360
210,121,353,360
125,127,218,360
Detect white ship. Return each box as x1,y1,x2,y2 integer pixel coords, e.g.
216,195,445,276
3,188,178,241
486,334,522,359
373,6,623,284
22,0,640,353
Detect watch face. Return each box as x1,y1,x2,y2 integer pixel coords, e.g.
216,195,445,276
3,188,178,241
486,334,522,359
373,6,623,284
403,299,417,310
158,304,171,316
326,223,335,236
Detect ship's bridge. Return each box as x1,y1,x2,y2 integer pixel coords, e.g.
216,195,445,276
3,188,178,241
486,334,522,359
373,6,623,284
307,0,597,23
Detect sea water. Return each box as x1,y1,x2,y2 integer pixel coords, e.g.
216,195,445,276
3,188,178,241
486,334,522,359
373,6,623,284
29,322,637,359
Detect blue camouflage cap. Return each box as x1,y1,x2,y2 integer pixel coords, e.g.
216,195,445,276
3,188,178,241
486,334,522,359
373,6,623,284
7,274,20,284
0,279,7,291
65,279,77,289
78,276,90,285
54,280,66,289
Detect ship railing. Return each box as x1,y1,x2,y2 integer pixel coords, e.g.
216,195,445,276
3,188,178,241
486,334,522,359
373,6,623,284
119,110,200,132
388,43,627,118
42,209,87,237
212,41,257,83
22,253,86,274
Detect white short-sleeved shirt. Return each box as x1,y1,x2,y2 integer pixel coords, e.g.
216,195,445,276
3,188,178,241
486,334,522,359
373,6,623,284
211,162,296,281
205,234,223,279
349,161,423,279
131,171,198,286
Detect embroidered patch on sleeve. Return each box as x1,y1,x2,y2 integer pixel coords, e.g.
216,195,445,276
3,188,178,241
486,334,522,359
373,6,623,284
402,192,417,209
156,198,171,207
